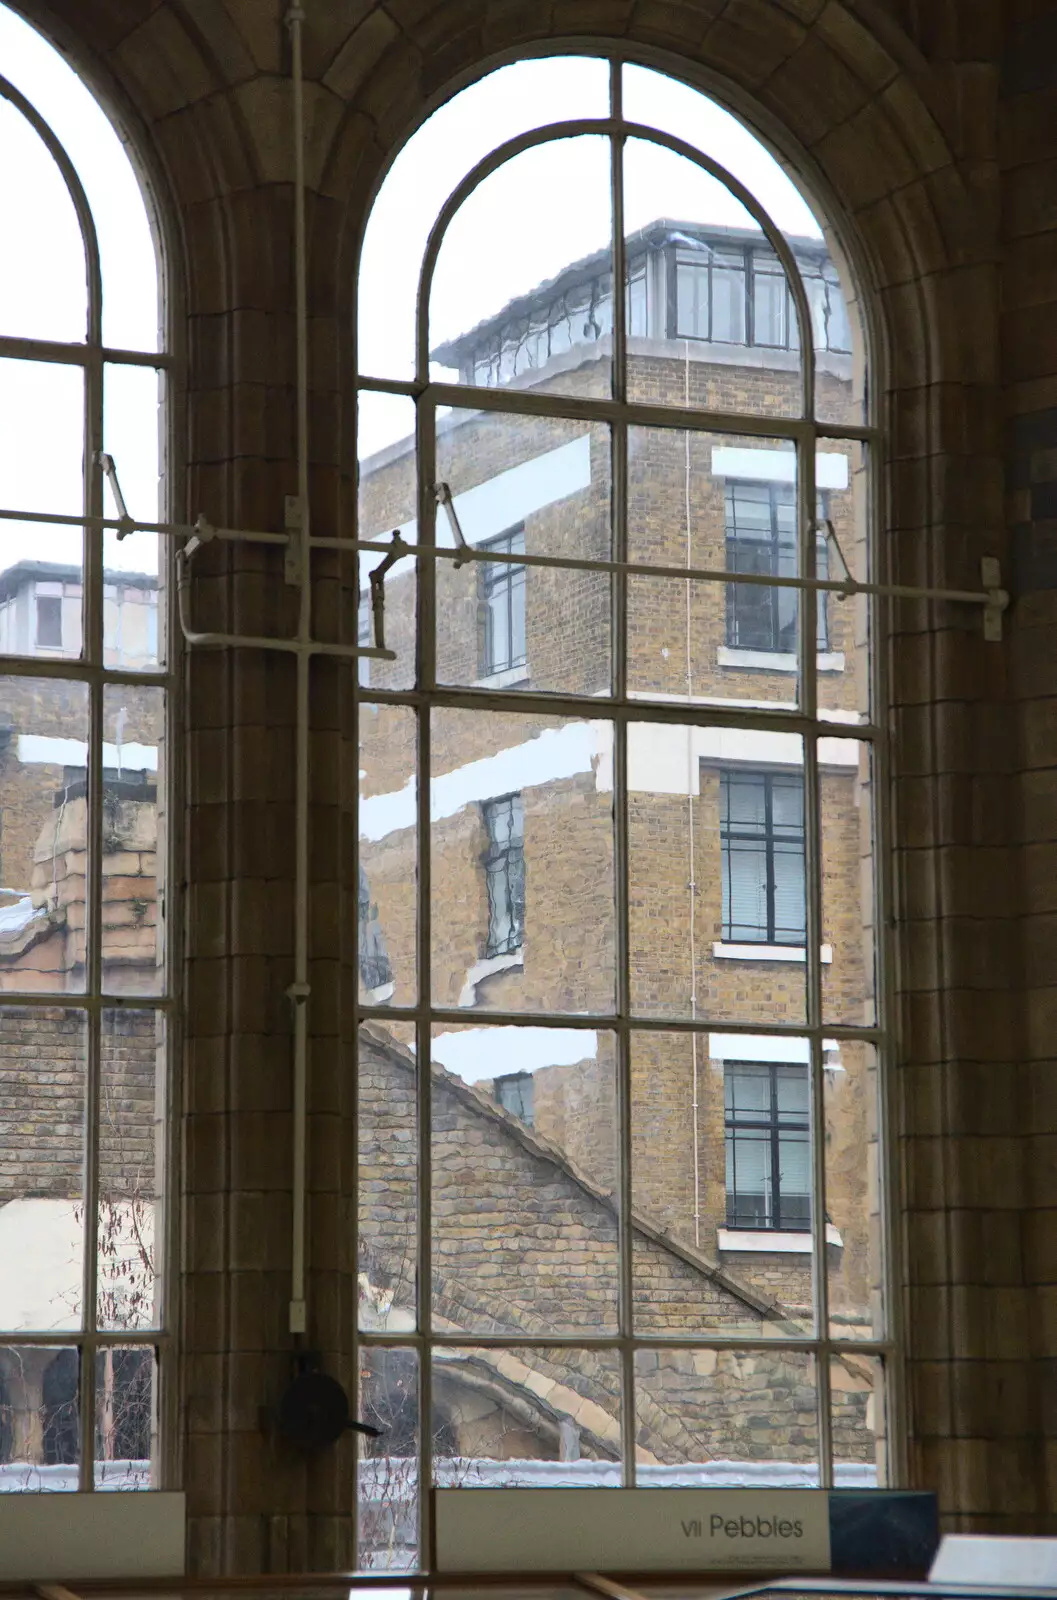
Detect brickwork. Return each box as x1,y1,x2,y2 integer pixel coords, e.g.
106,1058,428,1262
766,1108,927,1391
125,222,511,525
358,1024,876,1467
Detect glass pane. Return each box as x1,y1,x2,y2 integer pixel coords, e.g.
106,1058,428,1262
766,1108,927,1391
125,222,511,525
818,437,870,720
801,250,866,428
103,365,162,670
358,391,417,693
357,57,609,381
94,1345,154,1487
621,66,864,426
358,1021,417,1335
0,1344,80,1488
431,137,611,399
634,1347,818,1483
632,1031,813,1338
102,685,164,994
0,94,87,342
432,1024,618,1335
0,1008,86,1331
431,711,615,1014
98,1010,164,1331
359,1346,419,1568
622,139,802,416
628,722,807,1023
435,411,611,695
0,359,84,661
0,6,159,351
821,735,875,1027
826,1041,884,1342
433,1347,622,1484
359,702,417,1009
627,427,844,710
832,1353,886,1485
0,677,90,994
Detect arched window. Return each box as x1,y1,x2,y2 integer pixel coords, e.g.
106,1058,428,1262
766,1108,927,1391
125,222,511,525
0,4,169,1493
354,55,883,1567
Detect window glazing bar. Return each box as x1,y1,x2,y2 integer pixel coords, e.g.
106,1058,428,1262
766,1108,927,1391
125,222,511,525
357,683,884,739
360,373,880,444
0,332,176,368
350,531,1000,609
357,1329,896,1356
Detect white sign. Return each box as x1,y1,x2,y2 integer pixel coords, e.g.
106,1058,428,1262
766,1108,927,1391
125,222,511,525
930,1536,1057,1589
433,1487,831,1572
0,1489,185,1580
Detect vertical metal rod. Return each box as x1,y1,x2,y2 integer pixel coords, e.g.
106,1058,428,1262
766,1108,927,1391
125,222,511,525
79,322,106,1489
801,413,833,1486
868,419,905,1485
416,396,438,1562
286,0,311,1339
609,63,636,1492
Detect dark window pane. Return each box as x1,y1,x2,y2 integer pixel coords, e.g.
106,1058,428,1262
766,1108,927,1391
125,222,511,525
35,595,63,650
482,794,525,957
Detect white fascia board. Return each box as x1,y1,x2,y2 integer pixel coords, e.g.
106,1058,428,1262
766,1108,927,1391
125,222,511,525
363,435,592,586
711,445,850,490
17,735,157,770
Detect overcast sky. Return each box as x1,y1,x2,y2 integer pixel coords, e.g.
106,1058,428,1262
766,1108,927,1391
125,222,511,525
0,2,159,578
358,58,824,455
0,12,834,557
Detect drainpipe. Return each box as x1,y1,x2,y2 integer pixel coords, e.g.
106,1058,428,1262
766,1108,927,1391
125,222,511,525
684,340,701,1250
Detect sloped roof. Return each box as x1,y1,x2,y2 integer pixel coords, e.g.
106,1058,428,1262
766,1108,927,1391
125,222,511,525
360,1020,802,1329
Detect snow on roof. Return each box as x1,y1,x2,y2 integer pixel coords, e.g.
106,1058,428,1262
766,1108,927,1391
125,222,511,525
0,894,44,940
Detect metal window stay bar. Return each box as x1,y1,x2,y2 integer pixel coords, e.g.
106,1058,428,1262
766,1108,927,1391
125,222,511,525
0,476,1008,650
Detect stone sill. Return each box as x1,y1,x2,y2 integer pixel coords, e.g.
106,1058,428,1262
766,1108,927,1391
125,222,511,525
459,948,524,1007
717,646,845,674
718,1223,843,1253
713,941,834,964
471,665,530,691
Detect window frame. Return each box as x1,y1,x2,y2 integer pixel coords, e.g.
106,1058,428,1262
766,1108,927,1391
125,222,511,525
0,48,176,1495
724,480,830,654
719,769,807,946
353,48,893,1555
479,525,527,678
724,1060,811,1232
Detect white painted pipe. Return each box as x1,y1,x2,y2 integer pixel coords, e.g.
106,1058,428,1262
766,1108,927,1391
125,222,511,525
286,0,311,1339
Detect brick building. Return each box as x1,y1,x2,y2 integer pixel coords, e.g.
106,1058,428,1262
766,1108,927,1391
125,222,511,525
359,217,872,1289
353,220,881,1520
